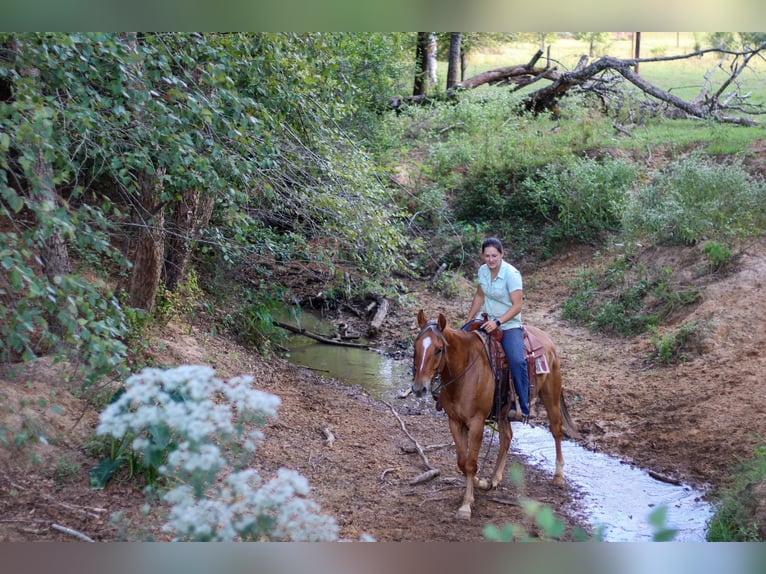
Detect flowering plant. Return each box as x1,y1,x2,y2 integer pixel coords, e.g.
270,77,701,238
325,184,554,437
97,365,339,541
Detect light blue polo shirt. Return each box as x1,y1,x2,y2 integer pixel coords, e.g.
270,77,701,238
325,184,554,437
476,260,523,329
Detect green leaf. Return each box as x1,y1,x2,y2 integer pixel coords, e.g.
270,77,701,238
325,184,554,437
89,456,125,489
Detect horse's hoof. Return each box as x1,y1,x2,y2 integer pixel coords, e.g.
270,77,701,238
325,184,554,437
552,475,565,487
476,478,491,490
456,507,471,521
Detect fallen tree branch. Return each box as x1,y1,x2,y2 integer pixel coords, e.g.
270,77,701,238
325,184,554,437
51,523,95,542
409,468,441,485
488,496,521,507
648,470,682,486
382,400,438,479
400,442,454,454
273,320,370,349
380,467,397,481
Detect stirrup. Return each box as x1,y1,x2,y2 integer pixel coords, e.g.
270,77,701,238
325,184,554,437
507,410,530,423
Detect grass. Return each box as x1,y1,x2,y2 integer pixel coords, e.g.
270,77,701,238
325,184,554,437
416,34,766,162
707,442,766,541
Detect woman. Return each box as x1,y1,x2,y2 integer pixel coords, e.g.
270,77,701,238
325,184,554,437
465,237,530,421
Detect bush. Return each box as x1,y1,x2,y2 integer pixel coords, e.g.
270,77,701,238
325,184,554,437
562,256,700,337
521,155,637,244
623,154,766,246
650,321,704,365
96,365,339,541
702,240,733,272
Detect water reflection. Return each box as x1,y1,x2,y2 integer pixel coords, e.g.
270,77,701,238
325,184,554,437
286,338,411,401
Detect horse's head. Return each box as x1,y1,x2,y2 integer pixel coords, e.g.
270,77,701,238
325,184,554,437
411,310,448,398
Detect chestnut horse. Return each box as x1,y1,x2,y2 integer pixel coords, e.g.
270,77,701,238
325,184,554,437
411,309,578,521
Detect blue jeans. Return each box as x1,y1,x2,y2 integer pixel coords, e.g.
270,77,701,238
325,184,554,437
501,327,530,416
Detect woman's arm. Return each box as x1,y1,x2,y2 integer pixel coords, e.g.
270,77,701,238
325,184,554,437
466,284,485,323
485,289,523,333
498,289,523,324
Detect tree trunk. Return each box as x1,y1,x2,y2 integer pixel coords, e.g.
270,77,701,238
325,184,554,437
427,33,438,87
128,171,165,311
413,32,429,96
119,32,167,312
31,145,70,336
163,189,213,291
447,33,462,89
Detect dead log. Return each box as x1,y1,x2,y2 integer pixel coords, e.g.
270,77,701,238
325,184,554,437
367,296,390,338
392,45,766,125
273,320,370,349
648,470,682,486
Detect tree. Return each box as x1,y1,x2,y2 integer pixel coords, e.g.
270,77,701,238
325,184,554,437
0,32,412,381
447,33,462,89
413,32,429,96
573,32,611,58
427,33,438,88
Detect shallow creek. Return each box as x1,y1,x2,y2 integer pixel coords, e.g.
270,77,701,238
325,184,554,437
282,313,713,541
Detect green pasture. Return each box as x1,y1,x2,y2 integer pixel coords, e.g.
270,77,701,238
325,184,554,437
435,33,766,105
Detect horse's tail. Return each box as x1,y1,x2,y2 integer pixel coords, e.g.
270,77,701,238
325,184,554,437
559,394,581,440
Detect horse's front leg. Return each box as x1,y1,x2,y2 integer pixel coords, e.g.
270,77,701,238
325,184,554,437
448,418,474,521
456,417,488,520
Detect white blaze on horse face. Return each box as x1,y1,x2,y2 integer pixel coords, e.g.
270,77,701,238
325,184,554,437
417,334,434,376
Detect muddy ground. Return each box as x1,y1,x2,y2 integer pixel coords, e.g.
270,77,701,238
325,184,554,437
1,238,765,542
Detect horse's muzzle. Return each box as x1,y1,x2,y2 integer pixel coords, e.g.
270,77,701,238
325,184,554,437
411,383,428,398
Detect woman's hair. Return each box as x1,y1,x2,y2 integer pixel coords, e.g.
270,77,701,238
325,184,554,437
481,237,503,253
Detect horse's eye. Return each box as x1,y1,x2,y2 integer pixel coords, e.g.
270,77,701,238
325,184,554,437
435,348,443,354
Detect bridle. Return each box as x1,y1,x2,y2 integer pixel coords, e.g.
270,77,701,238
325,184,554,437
414,320,483,399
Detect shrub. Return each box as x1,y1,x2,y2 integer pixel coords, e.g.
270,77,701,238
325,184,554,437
702,240,733,272
96,365,339,541
521,155,637,244
562,256,700,337
650,321,703,365
623,154,766,246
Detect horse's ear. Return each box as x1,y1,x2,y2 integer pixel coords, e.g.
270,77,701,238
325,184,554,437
417,309,427,328
438,313,447,331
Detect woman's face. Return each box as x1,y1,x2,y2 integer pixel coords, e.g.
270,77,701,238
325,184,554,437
482,246,503,270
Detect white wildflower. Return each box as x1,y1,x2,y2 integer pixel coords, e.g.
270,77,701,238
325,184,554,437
97,364,338,542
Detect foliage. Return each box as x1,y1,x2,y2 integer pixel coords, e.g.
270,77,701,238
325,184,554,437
650,321,704,365
95,365,339,541
701,240,733,273
562,255,701,337
707,442,766,541
431,269,464,299
520,155,638,246
0,32,414,381
220,285,291,352
622,153,766,247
